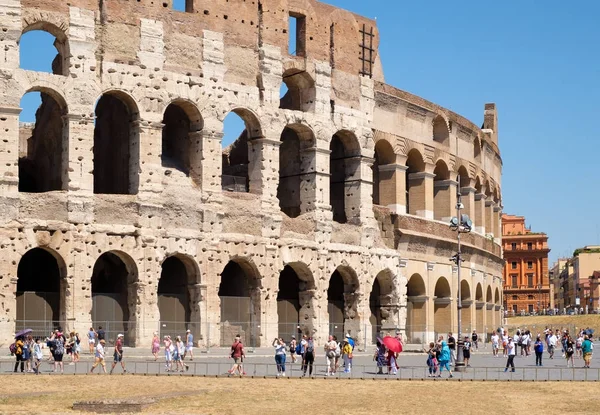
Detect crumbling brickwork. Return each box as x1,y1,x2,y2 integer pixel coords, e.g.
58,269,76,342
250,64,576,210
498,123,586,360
0,0,503,347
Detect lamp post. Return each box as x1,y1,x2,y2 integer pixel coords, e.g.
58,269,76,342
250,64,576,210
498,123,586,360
449,175,472,373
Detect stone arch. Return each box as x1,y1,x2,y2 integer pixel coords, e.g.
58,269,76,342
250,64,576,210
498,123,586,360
330,130,362,224
486,285,492,303
221,107,263,193
461,279,473,332
405,148,426,216
494,287,500,305
433,159,451,221
372,138,395,206
406,273,426,343
434,277,452,336
369,269,396,343
278,123,316,218
328,265,360,341
461,280,471,300
280,68,316,112
485,285,494,332
16,247,67,335
457,165,471,188
475,282,484,333
277,261,317,340
20,21,69,76
93,90,140,195
18,86,69,193
161,99,203,183
218,256,262,347
475,283,483,301
158,254,202,338
432,115,449,146
91,251,139,346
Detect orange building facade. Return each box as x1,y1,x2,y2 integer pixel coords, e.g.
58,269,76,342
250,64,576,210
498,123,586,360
502,214,550,315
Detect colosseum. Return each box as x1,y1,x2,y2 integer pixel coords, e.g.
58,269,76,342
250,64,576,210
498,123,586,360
0,0,504,348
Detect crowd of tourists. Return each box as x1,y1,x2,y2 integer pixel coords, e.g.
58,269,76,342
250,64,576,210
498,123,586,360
150,329,195,372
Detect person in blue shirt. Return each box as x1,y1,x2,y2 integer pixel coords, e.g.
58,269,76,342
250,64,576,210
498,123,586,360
534,334,544,366
438,341,453,378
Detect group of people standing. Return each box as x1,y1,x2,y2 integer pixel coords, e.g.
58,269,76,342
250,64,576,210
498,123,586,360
151,329,194,372
11,329,84,374
423,332,471,378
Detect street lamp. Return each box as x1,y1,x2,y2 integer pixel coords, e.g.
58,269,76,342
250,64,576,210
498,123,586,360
449,175,472,373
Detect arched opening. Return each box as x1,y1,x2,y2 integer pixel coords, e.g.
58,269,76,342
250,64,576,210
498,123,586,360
277,263,316,341
279,69,316,112
474,176,483,232
18,90,67,192
432,116,449,145
328,266,360,341
330,130,361,224
406,274,426,343
372,139,395,207
486,285,494,331
91,252,138,346
16,248,65,334
369,270,395,343
278,124,316,218
405,149,426,216
159,256,199,338
434,277,452,337
457,166,470,189
93,92,139,195
433,159,450,221
162,101,203,182
475,283,484,334
461,280,472,333
20,25,69,76
219,259,261,347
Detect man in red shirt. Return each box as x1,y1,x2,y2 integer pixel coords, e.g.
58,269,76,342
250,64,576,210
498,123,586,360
110,333,126,375
228,335,246,376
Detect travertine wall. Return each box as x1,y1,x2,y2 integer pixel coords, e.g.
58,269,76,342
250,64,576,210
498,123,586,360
0,0,503,347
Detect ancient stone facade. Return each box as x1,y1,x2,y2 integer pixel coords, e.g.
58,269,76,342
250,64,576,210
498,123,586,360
0,0,504,347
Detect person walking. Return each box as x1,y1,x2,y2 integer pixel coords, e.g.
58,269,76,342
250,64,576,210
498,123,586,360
502,330,509,357
547,330,557,359
183,329,194,361
447,332,456,366
534,334,544,366
96,326,106,344
228,335,245,376
325,335,337,376
87,327,97,354
463,336,472,367
565,334,575,367
110,333,127,374
90,339,107,374
424,342,438,377
73,332,81,363
438,341,453,378
51,332,65,373
33,338,43,374
289,335,297,364
374,340,386,375
504,337,516,372
576,333,584,359
13,336,24,373
341,338,352,373
273,337,287,377
151,332,160,361
582,335,593,368
471,330,478,351
302,336,315,377
23,335,33,372
163,335,173,372
491,331,499,357
172,335,185,372
299,334,308,373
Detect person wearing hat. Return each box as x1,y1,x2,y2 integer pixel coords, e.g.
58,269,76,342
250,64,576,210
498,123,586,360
504,336,516,373
183,329,194,361
90,339,107,374
110,334,126,375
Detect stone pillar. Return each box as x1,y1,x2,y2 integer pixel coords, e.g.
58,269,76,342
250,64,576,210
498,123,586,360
474,193,486,234
407,172,435,219
493,205,501,243
199,129,223,195
460,185,476,222
65,115,94,224
248,137,280,205
485,200,494,237
0,106,20,222
69,6,96,78
0,0,20,71
433,179,458,222
378,164,408,214
301,146,330,214
355,155,376,224
189,283,207,344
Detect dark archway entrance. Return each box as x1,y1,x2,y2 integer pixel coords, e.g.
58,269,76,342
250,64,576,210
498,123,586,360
91,252,138,345
327,266,359,341
158,256,197,338
330,131,361,224
406,274,427,343
218,259,261,347
277,263,316,341
369,270,395,344
16,248,64,335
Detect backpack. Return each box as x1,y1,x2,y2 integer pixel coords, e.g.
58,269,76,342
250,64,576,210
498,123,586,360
517,336,522,346
9,343,16,355
295,343,302,355
335,342,341,357
306,340,314,354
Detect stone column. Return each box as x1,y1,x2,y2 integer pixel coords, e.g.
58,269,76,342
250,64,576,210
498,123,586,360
377,163,408,214
303,146,333,244
493,204,501,243
433,179,458,222
460,185,476,222
0,106,20,223
199,129,224,234
66,115,95,224
485,200,494,237
137,121,163,195
188,283,206,343
0,0,20,72
407,172,435,219
474,192,486,234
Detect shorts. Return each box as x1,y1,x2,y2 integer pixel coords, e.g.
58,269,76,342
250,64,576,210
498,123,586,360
233,357,242,364
463,351,471,359
114,352,123,363
584,353,592,364
186,344,193,352
94,357,106,367
89,339,96,344
54,353,63,362
492,343,498,350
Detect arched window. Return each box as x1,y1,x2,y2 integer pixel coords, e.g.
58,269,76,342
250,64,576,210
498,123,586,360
280,69,316,112
20,24,69,76
330,130,361,224
372,139,395,206
432,116,449,145
405,149,426,216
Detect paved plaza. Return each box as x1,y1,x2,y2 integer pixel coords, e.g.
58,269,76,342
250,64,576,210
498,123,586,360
2,343,598,381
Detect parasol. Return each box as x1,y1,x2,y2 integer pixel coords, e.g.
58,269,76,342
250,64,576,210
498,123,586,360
382,336,402,353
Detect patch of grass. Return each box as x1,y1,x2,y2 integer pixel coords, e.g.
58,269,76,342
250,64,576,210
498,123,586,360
0,376,600,414
507,315,600,333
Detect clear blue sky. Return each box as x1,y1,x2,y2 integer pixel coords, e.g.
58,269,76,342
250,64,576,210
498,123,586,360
20,0,600,264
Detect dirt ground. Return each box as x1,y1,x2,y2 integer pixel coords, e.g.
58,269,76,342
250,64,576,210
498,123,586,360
507,315,600,333
0,376,598,414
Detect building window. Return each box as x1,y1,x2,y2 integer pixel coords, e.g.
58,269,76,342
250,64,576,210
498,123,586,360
528,295,534,300
527,242,533,250
512,304,517,313
527,261,533,269
511,262,517,270
172,0,193,12
528,304,534,313
511,275,518,288
511,243,517,250
512,295,518,300
527,274,533,288
288,13,307,57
